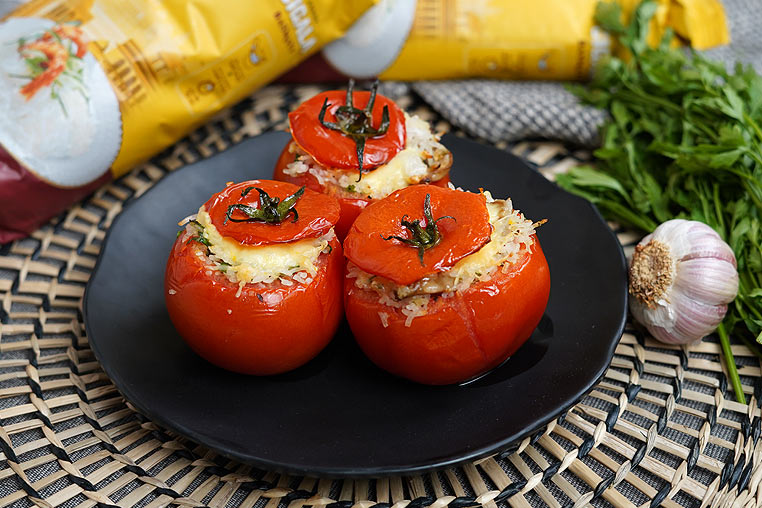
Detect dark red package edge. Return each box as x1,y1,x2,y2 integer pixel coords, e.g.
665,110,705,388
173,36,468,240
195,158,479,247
0,145,112,244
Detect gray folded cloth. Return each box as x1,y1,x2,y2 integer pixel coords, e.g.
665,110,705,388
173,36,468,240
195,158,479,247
409,0,758,148
413,80,607,146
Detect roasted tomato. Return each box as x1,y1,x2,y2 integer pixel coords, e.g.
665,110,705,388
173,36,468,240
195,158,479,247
343,185,551,385
274,81,452,240
273,143,450,240
165,180,343,375
288,84,406,171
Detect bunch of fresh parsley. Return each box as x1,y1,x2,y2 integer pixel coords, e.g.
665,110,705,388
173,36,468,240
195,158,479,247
557,1,762,402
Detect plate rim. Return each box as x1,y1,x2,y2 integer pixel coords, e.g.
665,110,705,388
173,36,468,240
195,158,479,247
84,130,628,477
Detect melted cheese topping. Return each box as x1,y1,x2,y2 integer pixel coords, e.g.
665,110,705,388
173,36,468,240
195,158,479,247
348,191,540,304
196,208,332,285
445,198,530,284
285,113,450,200
346,147,428,197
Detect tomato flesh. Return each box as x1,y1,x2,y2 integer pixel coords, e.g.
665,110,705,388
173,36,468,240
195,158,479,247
344,243,551,385
165,234,344,375
288,90,406,170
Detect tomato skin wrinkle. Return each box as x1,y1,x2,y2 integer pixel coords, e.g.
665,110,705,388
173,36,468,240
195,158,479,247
289,90,406,171
165,232,344,375
344,185,492,286
204,180,340,246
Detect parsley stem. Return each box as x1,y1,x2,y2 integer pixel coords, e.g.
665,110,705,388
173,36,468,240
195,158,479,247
718,322,746,405
741,180,762,214
743,112,762,143
712,183,725,239
618,84,682,113
738,277,762,322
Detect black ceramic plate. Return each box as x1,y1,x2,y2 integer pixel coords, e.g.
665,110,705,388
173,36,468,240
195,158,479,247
85,131,627,477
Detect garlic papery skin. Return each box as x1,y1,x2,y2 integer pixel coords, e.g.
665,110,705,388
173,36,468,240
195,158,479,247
628,219,739,345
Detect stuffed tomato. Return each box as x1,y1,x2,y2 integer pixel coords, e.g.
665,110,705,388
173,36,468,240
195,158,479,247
165,180,343,375
273,80,452,240
343,185,550,385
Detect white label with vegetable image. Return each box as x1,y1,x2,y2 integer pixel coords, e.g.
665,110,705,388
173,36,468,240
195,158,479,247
0,17,122,187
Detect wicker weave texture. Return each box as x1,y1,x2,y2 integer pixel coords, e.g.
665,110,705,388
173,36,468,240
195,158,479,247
1,85,762,508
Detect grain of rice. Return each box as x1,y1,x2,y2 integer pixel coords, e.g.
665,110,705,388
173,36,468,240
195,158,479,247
177,214,198,227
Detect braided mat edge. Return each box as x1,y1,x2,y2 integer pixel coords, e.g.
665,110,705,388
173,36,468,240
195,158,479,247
1,85,762,508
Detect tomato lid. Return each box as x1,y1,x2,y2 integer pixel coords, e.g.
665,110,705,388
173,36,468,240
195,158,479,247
344,185,492,285
204,180,340,245
288,88,406,171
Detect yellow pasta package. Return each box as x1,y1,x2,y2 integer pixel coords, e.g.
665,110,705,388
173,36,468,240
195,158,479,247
382,0,602,81
0,0,375,242
304,0,728,82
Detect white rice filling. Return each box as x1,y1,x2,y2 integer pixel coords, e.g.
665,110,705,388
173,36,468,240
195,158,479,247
347,192,541,326
182,208,334,292
284,113,451,200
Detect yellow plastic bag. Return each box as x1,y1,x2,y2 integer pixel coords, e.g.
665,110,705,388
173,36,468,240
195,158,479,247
5,0,374,178
382,0,602,81
318,0,729,82
0,0,374,242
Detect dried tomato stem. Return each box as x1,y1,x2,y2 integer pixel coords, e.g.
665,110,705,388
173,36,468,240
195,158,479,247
317,79,390,180
381,193,455,266
224,186,305,225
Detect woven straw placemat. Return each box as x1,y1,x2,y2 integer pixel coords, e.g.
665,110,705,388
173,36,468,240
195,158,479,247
1,85,761,508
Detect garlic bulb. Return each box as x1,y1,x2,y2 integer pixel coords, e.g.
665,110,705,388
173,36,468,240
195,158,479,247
628,219,738,345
